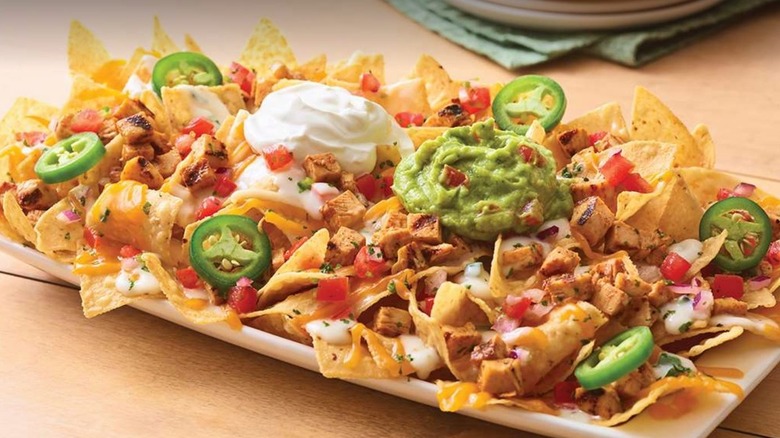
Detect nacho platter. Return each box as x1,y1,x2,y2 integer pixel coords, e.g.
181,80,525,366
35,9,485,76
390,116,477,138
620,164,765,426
1,18,780,438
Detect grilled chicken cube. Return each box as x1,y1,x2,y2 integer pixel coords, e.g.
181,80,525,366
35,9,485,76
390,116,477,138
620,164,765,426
339,171,358,195
261,220,291,272
478,358,524,395
614,272,652,298
112,100,147,120
120,157,164,190
15,179,58,212
154,150,182,178
180,157,216,192
571,196,615,248
613,364,656,399
575,387,623,419
471,334,508,367
648,280,675,308
543,272,595,303
121,143,155,163
501,243,544,277
407,213,442,245
556,128,590,156
591,284,630,317
199,136,229,169
539,247,581,277
621,297,658,327
116,112,155,145
420,242,457,265
325,226,365,267
391,241,427,273
373,211,412,257
423,103,471,127
712,297,748,316
371,307,412,338
320,190,366,231
303,153,342,184
571,180,617,212
605,221,641,253
443,326,482,362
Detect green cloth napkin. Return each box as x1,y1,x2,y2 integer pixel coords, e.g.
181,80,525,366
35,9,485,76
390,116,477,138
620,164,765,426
388,0,778,68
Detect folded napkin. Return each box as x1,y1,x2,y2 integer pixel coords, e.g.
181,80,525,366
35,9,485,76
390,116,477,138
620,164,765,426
388,0,778,68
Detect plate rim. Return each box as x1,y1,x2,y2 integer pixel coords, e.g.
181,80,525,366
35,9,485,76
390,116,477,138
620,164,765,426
482,0,694,15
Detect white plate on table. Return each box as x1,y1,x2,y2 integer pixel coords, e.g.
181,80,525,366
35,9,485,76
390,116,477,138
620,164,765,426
446,0,724,31
1,236,777,438
484,0,694,14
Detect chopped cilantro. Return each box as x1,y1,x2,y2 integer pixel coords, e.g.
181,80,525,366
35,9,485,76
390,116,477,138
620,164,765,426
297,177,313,193
142,201,152,215
678,321,692,333
388,281,397,294
99,209,111,223
319,262,334,273
657,353,693,378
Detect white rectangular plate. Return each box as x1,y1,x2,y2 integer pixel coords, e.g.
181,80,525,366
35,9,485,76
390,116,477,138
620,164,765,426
2,237,777,438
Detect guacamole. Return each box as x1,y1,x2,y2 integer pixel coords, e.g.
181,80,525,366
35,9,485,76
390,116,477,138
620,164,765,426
392,120,572,241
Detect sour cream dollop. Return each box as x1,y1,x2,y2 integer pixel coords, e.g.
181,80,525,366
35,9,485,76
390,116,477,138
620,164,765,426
243,82,413,175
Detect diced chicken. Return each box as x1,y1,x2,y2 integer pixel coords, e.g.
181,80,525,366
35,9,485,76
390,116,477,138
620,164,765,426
120,157,164,190
392,241,427,273
712,297,748,316
570,196,615,248
556,128,590,156
590,257,629,289
612,364,655,399
320,190,366,231
371,307,412,337
478,358,524,395
423,103,471,127
339,171,358,195
591,284,630,317
121,143,155,163
325,226,365,267
470,334,508,367
443,325,482,361
14,179,58,212
614,273,652,298
544,272,596,303
199,136,229,169
647,280,675,308
112,100,147,120
502,243,544,277
303,153,342,184
539,247,580,277
116,112,155,145
154,150,182,178
261,220,291,271
407,213,442,245
180,157,216,192
420,242,457,265
620,297,658,327
575,387,623,419
373,211,412,257
571,180,617,212
605,221,641,253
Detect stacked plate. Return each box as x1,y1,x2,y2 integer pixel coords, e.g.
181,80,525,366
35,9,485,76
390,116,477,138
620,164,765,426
446,0,724,31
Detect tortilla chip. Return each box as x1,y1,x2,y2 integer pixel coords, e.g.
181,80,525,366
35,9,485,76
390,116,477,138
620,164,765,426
686,327,745,358
151,17,180,56
161,84,245,131
567,102,628,141
431,282,493,327
625,171,703,241
238,19,297,75
409,54,460,111
406,127,447,149
61,75,126,115
691,124,716,169
630,87,701,167
79,135,124,186
0,210,24,243
487,397,558,415
525,120,546,145
91,59,128,91
79,270,137,318
328,52,385,84
118,48,156,89
184,34,202,53
68,21,111,77
373,78,431,117
709,312,780,342
297,54,327,82
684,230,727,281
605,141,680,178
2,191,35,243
0,97,58,147
660,326,745,358
34,198,82,262
533,341,595,395
312,335,396,379
743,287,777,310
247,289,319,343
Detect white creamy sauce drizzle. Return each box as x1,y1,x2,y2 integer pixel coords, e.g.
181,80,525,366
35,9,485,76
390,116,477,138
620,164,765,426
122,55,158,98
652,352,697,380
558,408,598,423
454,262,492,300
709,314,768,333
174,84,231,125
399,334,442,379
660,295,711,335
305,318,357,345
669,239,703,264
115,265,160,297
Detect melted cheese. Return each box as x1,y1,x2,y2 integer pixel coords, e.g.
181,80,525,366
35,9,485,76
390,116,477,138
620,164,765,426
436,382,492,412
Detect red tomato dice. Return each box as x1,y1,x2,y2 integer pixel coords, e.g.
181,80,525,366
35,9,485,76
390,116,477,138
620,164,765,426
712,274,745,299
176,267,201,289
360,72,381,93
227,284,258,313
262,144,294,171
70,109,103,133
458,86,490,115
316,277,350,302
766,240,780,267
181,116,214,138
214,174,237,197
421,297,435,316
660,252,692,282
175,134,196,157
284,237,309,261
600,152,635,186
443,165,468,188
588,131,607,146
379,175,394,198
553,381,580,406
355,174,378,200
17,131,47,146
83,227,100,249
119,245,142,258
395,112,424,128
620,172,653,193
354,245,389,279
195,196,222,220
228,62,256,95
503,296,532,320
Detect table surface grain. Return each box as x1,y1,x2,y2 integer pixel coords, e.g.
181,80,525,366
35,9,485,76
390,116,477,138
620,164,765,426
1,1,779,437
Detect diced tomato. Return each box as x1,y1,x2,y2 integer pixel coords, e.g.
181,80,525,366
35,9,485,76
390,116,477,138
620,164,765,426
395,111,424,128
553,381,580,406
176,267,201,289
83,227,100,249
70,109,103,133
766,240,780,267
443,165,468,188
503,296,531,320
316,277,350,302
17,131,47,146
712,274,745,299
421,297,435,316
284,236,309,261
660,252,691,282
458,86,490,115
620,172,653,193
195,196,223,220
355,174,378,200
354,245,389,279
262,144,294,171
518,146,534,163
228,62,256,95
175,133,196,157
600,152,635,186
379,175,394,198
717,188,735,201
360,72,381,93
588,131,607,146
213,174,237,197
119,245,141,258
227,284,258,313
181,116,214,138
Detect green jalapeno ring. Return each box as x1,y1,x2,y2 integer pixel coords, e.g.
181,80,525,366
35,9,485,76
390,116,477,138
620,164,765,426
574,326,654,390
189,215,271,292
698,197,772,272
492,75,566,135
152,52,223,96
34,132,106,184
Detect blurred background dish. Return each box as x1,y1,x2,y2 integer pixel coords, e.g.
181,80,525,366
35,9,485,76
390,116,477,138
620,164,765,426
483,0,694,14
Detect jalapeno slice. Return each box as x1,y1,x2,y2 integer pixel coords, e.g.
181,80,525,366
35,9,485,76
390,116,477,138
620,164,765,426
152,52,223,96
492,75,566,135
34,132,106,184
574,326,654,390
189,215,271,292
699,197,772,272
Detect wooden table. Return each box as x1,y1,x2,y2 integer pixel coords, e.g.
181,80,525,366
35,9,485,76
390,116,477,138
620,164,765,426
1,1,779,436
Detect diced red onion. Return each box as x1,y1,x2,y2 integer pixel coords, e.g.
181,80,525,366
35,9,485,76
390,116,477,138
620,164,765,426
693,289,714,312
667,283,701,295
748,275,772,290
520,288,546,303
236,277,253,288
492,314,520,334
121,257,139,272
733,182,756,198
56,209,80,224
536,225,559,240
